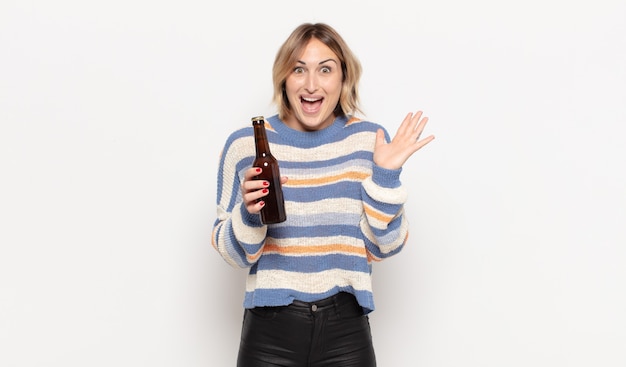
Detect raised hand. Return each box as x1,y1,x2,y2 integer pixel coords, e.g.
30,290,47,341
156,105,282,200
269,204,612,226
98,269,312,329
373,110,435,170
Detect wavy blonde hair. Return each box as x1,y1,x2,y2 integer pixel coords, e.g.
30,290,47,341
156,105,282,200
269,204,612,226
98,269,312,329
272,23,363,121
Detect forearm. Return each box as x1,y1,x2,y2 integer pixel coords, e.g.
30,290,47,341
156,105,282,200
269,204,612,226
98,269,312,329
212,202,267,268
360,165,409,259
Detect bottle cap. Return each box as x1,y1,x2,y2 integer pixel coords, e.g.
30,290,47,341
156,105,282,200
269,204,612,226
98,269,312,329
251,116,265,122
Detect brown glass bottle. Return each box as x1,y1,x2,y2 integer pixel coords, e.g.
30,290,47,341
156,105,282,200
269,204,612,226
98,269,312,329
251,116,286,224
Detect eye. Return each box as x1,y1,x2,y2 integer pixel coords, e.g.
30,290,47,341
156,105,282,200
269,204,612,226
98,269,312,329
293,66,305,74
321,66,332,73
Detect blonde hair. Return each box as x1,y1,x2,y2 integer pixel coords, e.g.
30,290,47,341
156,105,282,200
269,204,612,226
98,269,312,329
272,23,363,121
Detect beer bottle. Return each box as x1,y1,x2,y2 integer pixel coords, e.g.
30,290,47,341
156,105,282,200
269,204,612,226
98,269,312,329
251,116,286,224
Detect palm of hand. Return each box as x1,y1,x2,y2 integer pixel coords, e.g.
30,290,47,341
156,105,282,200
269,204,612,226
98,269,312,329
373,111,435,170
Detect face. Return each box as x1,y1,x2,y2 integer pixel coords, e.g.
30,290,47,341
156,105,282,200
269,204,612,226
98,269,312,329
283,38,343,132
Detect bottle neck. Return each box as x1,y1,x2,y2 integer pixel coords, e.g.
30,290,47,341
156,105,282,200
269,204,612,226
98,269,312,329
252,120,271,156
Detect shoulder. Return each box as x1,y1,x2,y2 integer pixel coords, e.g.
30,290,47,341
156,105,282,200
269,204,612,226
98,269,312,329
344,116,390,139
345,116,385,131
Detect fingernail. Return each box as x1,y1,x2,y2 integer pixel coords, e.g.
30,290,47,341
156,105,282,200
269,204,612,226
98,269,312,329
255,168,262,173
262,188,268,194
259,201,265,207
262,181,269,186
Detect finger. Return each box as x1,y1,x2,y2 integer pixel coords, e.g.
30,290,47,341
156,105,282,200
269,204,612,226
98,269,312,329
412,116,429,140
410,110,423,127
241,167,268,199
243,167,262,181
242,178,268,195
399,111,425,142
280,176,289,185
415,114,429,130
246,199,266,215
395,112,414,138
375,128,386,148
405,110,422,133
414,134,435,151
243,187,270,213
407,111,423,131
243,186,269,203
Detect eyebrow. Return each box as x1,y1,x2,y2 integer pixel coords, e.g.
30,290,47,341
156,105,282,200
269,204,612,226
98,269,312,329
296,58,338,65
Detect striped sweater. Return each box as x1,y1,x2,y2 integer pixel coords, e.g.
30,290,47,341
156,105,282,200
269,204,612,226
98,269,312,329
212,114,409,313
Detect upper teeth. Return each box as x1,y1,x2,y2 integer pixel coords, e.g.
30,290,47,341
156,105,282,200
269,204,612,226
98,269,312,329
303,97,319,102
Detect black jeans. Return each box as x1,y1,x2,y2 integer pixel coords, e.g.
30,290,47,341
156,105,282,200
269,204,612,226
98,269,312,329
237,292,377,367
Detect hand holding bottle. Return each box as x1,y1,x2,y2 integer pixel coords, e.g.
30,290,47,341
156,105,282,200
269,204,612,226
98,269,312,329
241,167,288,217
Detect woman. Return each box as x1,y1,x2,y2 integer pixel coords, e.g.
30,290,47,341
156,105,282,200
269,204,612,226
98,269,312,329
213,22,434,367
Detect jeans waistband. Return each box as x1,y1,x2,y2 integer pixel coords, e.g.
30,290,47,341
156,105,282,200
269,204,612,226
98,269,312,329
287,292,361,315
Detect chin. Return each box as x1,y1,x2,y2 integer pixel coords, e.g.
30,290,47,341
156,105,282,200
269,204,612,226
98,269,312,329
306,119,330,130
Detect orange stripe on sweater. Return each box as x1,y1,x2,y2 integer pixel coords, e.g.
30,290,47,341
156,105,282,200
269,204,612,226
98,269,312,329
363,204,394,223
263,244,367,257
346,116,362,126
247,248,264,263
287,171,370,187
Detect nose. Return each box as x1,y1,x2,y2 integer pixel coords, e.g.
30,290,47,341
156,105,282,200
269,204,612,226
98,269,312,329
304,73,318,93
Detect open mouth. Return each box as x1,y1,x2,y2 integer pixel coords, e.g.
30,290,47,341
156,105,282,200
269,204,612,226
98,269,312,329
301,96,323,114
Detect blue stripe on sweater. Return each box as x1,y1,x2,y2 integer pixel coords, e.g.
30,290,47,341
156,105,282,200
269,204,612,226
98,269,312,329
252,254,371,273
284,181,363,202
271,212,361,228
267,224,361,240
369,217,404,242
363,234,405,259
280,153,372,170
243,287,375,314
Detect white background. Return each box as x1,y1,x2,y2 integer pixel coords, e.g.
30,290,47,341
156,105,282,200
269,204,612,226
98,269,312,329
1,0,625,366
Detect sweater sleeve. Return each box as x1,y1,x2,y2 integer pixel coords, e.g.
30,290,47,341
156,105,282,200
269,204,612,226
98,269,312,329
360,164,409,261
211,134,268,268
